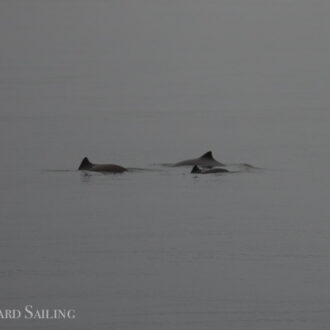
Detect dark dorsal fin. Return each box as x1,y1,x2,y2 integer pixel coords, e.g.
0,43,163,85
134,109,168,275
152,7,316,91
78,157,92,170
191,165,201,173
200,151,214,159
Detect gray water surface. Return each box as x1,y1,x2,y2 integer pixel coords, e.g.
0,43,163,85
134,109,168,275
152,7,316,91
1,1,330,329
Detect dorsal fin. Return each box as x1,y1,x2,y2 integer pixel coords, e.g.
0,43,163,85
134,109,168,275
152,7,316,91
78,157,92,170
191,165,201,173
200,151,214,159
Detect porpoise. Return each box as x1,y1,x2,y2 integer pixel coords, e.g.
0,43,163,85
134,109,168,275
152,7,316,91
191,165,229,174
173,151,224,168
78,157,127,173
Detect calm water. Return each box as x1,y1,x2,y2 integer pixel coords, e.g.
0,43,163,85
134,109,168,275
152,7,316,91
1,1,330,329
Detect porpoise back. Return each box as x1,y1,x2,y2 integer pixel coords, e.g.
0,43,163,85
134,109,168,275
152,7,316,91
191,165,229,174
174,151,224,168
78,157,127,173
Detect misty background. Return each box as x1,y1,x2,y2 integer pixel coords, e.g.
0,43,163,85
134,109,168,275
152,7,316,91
1,1,330,329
